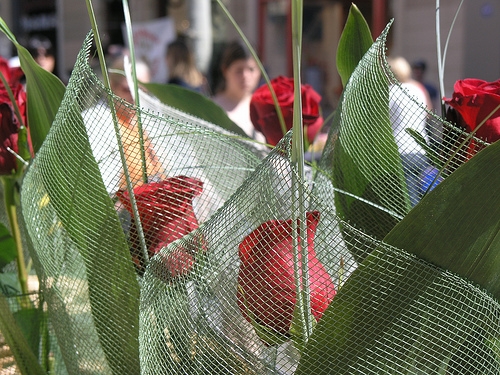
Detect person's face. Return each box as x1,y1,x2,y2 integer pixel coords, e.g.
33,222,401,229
36,54,55,73
224,57,261,97
412,67,424,81
111,77,134,104
110,65,150,104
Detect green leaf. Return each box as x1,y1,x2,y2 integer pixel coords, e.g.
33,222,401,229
0,294,45,375
237,286,289,347
336,4,373,87
296,121,500,375
33,108,140,373
323,21,409,262
0,272,20,296
143,82,249,137
0,222,16,270
295,246,496,374
0,17,66,154
406,128,445,173
384,140,500,300
248,318,290,348
13,305,43,361
20,33,141,373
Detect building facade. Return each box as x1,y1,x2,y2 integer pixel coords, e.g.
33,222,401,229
0,0,499,107
0,0,383,102
391,0,500,103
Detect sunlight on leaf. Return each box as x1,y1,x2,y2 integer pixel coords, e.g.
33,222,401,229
336,4,373,87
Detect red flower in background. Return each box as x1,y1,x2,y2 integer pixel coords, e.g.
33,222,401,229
444,78,500,156
250,76,323,146
237,211,336,337
117,176,203,277
0,57,27,175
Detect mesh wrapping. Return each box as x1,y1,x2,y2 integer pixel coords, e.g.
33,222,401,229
15,23,500,375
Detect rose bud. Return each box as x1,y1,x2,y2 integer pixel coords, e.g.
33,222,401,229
444,78,500,157
250,76,323,146
117,176,203,274
0,57,27,175
237,211,336,339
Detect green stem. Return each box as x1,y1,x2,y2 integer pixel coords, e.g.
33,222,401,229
290,0,312,344
2,177,28,296
436,0,464,116
85,0,150,266
435,0,445,116
122,0,148,184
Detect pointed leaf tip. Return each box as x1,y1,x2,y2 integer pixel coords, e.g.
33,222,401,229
337,3,374,87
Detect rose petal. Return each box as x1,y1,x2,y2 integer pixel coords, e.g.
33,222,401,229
117,176,203,258
237,211,336,336
250,76,323,146
444,78,500,143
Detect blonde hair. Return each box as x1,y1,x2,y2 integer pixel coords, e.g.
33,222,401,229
166,40,204,87
388,56,412,83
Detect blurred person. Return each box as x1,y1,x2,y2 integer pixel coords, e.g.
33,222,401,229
166,38,207,93
412,59,442,152
27,35,56,73
412,59,438,111
388,56,431,206
83,56,163,196
109,56,151,105
212,41,264,141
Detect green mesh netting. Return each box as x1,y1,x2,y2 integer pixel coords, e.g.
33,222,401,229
0,291,67,374
15,21,500,375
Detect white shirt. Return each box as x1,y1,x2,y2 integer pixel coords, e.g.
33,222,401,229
389,81,429,155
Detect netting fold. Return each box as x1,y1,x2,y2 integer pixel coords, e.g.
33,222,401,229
140,132,351,374
20,32,267,374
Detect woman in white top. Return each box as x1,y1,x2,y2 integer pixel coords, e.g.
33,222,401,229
212,41,264,141
388,56,432,207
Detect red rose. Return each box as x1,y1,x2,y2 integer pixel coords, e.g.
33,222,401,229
117,176,203,276
250,76,323,146
237,211,336,337
444,78,500,144
0,57,27,175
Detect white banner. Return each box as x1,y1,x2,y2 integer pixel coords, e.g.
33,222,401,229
123,17,176,83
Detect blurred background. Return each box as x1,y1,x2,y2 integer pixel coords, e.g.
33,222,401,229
0,0,499,112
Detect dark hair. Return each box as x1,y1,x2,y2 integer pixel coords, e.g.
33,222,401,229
219,41,253,71
27,35,54,58
213,41,255,93
412,59,427,72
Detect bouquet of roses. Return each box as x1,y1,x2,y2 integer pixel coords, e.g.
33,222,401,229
0,0,500,374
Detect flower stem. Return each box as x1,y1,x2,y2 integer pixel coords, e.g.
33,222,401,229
435,0,444,116
435,0,464,116
290,0,313,344
2,177,28,296
122,0,148,184
85,0,150,265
